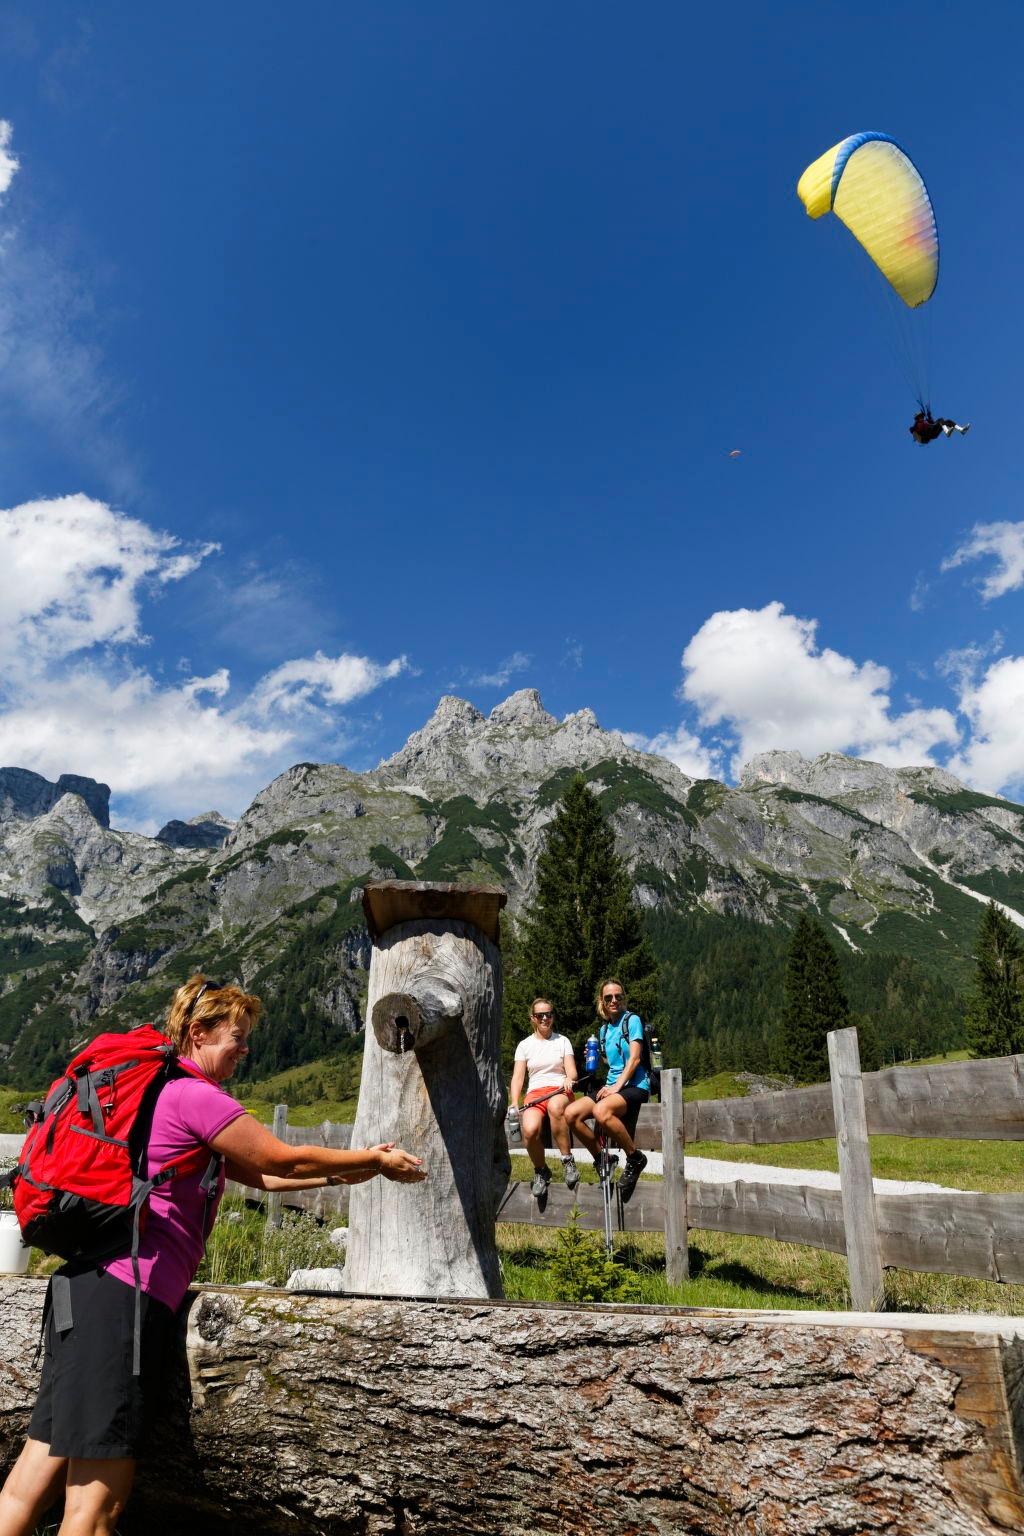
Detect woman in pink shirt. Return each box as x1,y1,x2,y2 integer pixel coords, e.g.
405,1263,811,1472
0,975,425,1536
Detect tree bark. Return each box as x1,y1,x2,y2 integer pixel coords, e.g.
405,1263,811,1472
344,904,509,1297
3,1278,1023,1536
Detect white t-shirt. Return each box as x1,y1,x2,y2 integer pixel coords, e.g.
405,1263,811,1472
514,1031,574,1091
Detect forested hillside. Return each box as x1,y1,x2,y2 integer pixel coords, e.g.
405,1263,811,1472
648,909,965,1078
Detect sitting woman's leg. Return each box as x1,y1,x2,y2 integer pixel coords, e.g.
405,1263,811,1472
564,1096,599,1156
520,1107,546,1170
594,1093,636,1156
545,1094,572,1156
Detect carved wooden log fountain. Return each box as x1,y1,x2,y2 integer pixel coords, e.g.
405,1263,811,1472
342,880,510,1297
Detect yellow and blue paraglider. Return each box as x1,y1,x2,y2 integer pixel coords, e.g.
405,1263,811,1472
798,131,938,309
797,132,960,433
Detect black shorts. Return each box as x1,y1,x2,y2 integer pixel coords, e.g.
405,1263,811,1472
611,1084,650,1138
28,1267,175,1460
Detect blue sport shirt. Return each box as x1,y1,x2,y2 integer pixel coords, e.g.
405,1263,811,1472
600,1013,650,1093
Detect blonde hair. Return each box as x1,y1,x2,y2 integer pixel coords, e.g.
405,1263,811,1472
166,974,262,1053
595,978,626,1022
530,998,553,1021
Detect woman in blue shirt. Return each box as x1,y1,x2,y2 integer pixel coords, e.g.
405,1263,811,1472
564,978,649,1202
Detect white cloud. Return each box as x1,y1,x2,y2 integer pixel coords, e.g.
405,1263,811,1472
250,651,409,717
0,494,218,666
678,602,959,775
948,656,1024,795
0,664,291,801
942,522,1024,601
618,726,719,781
0,495,411,826
0,121,19,196
462,651,531,689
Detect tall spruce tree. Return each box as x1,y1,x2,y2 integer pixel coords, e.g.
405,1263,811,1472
965,901,1024,1058
504,776,659,1065
775,914,851,1083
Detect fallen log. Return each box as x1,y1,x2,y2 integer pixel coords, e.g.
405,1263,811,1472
2,1277,1023,1535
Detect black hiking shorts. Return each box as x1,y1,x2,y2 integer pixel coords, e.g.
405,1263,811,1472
616,1084,650,1139
29,1266,175,1460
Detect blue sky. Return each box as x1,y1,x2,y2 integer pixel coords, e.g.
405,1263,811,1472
2,2,1023,829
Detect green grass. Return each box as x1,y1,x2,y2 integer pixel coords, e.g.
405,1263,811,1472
684,1071,748,1101
684,1135,1021,1194
196,1197,340,1286
497,1223,1024,1315
236,1049,362,1125
0,1084,38,1132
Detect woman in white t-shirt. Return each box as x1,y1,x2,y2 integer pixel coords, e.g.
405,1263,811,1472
509,998,580,1198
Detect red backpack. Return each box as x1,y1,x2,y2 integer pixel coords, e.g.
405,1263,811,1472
4,1024,221,1366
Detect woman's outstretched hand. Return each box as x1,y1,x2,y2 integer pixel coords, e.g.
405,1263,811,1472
372,1143,427,1182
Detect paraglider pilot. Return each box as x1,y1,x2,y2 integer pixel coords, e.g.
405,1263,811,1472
910,409,970,444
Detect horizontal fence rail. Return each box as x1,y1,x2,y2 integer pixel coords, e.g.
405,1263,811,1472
241,1044,1024,1306
682,1053,1024,1145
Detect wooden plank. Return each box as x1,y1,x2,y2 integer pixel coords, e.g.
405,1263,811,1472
496,1179,666,1234
225,1180,350,1219
685,1179,848,1253
861,1054,1024,1140
686,1082,836,1145
829,1027,883,1311
265,1103,288,1229
874,1191,1024,1283
661,1069,688,1283
278,1119,353,1149
682,1054,1024,1147
362,880,506,943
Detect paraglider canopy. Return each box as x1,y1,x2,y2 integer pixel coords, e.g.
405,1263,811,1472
797,132,938,309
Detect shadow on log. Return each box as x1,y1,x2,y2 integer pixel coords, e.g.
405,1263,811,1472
343,881,509,1298
3,1277,1024,1536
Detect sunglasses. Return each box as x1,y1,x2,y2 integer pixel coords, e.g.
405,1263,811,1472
532,1010,554,1020
186,979,224,1018
602,993,624,1003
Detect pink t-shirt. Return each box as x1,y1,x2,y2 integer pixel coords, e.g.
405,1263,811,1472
103,1067,246,1312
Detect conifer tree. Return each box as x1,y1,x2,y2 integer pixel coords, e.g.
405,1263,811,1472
504,776,659,1064
965,901,1024,1058
775,914,850,1083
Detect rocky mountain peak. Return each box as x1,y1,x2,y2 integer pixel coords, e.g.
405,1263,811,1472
739,749,975,803
428,695,485,729
0,767,111,829
156,811,233,850
488,689,555,728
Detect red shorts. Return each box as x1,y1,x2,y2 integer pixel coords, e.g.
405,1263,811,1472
524,1086,570,1116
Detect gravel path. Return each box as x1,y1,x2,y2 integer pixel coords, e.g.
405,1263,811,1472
531,1148,967,1196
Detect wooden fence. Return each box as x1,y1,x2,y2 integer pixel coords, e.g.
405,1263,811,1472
231,1030,1024,1308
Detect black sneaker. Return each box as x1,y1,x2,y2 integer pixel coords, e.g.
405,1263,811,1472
618,1152,647,1204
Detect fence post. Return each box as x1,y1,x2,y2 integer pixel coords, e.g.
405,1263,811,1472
266,1103,288,1230
827,1028,884,1311
661,1068,688,1285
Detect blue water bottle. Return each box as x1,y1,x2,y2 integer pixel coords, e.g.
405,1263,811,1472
584,1033,599,1077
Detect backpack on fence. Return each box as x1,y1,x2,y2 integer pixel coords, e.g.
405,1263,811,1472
1,1024,221,1370
600,1013,661,1100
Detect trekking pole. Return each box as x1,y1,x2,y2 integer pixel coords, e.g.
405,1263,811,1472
594,1122,617,1258
578,1070,617,1257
